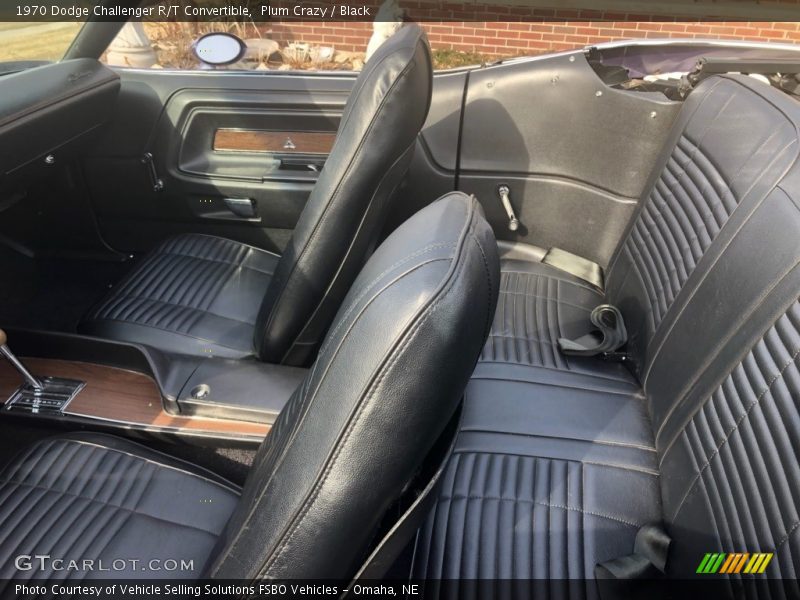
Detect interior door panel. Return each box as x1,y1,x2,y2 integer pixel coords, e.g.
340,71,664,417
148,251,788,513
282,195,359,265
457,52,682,267
83,71,354,254
29,52,682,269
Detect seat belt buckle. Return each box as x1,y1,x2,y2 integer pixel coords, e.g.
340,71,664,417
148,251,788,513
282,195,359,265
558,304,628,357
599,351,632,363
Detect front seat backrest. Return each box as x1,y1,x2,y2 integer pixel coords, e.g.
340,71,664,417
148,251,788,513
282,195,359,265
208,192,500,579
255,24,433,365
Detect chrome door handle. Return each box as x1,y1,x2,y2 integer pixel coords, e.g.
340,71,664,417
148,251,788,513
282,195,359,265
497,185,519,231
223,197,257,218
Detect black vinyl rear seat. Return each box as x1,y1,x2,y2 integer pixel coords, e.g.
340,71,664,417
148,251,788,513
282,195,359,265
414,74,800,591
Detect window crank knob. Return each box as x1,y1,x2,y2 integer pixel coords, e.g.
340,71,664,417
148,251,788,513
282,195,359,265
497,185,520,232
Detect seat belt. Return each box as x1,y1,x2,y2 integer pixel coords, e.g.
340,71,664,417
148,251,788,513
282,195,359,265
558,304,628,357
542,247,605,292
594,525,671,600
595,523,671,580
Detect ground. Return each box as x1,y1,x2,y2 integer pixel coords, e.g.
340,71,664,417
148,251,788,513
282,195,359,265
0,22,83,62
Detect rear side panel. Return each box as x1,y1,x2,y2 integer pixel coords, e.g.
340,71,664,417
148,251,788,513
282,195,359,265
458,52,681,267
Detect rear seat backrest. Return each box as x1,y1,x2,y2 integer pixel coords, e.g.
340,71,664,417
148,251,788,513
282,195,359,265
661,289,800,579
606,76,800,377
610,75,800,578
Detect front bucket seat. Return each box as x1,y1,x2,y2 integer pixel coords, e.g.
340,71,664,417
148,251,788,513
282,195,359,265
80,24,433,366
0,192,499,582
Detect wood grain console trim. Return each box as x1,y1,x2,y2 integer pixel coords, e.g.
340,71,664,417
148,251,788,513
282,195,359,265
0,358,270,439
214,129,336,154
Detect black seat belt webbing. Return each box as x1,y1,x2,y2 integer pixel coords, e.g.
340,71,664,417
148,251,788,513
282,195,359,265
595,523,671,580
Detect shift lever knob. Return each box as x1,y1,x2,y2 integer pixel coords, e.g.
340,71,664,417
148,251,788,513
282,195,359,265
0,329,43,390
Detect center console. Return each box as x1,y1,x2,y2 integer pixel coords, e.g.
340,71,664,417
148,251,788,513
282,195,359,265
0,328,306,444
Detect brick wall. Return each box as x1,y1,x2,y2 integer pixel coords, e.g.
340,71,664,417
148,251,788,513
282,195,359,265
262,4,800,57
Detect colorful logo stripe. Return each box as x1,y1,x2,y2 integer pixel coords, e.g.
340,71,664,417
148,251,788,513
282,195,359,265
696,553,773,574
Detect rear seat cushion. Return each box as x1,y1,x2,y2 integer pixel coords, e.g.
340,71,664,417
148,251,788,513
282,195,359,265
482,258,632,383
414,368,660,581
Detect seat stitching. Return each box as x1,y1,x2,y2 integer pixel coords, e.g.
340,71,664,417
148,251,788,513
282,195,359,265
656,258,800,453
496,290,595,314
98,295,257,327
158,250,277,277
458,427,656,452
775,519,800,551
308,241,455,382
626,228,668,326
48,457,151,584
511,265,520,364
89,316,254,353
469,374,643,398
476,360,635,385
519,270,528,369
0,478,222,537
643,139,799,386
451,448,660,477
550,280,566,369
623,244,658,334
485,333,562,346
70,509,136,585
31,440,241,493
499,270,603,295
669,344,800,521
651,159,702,285
435,495,641,529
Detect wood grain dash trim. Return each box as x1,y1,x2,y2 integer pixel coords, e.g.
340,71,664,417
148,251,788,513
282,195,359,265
214,129,336,154
0,358,270,439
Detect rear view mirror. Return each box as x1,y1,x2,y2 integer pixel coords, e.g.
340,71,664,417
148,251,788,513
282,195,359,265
193,32,246,66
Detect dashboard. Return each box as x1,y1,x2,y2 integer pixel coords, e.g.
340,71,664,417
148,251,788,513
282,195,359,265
0,58,119,189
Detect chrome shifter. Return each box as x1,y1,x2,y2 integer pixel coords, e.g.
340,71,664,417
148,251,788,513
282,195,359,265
0,329,43,390
0,329,85,414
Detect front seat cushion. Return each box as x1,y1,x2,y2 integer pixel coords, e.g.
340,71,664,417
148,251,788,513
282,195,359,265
81,234,278,358
0,433,239,580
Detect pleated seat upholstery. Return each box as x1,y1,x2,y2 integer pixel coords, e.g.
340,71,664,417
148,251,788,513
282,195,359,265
82,234,278,358
0,434,239,581
415,74,800,593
